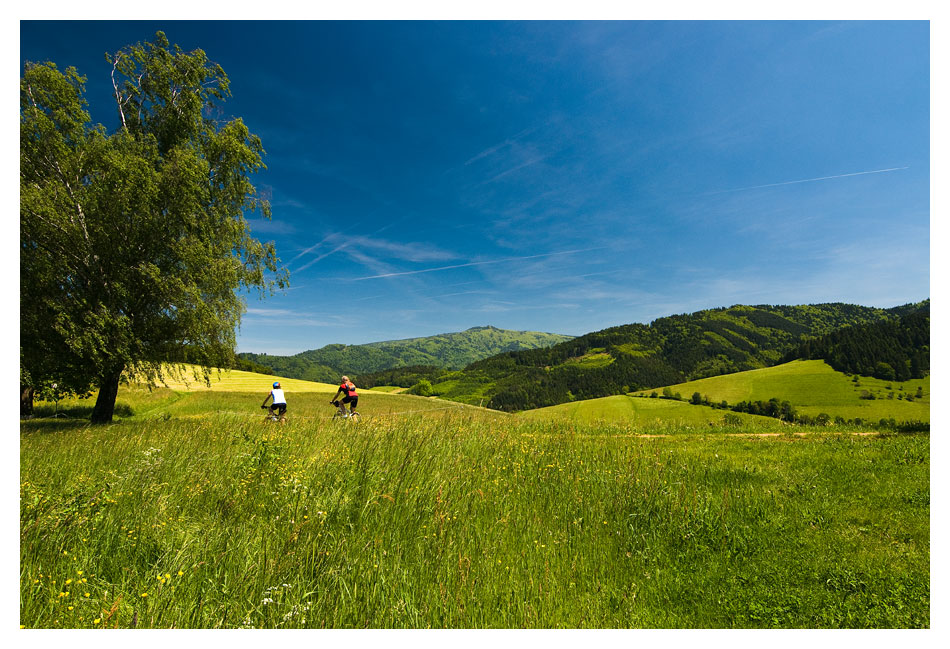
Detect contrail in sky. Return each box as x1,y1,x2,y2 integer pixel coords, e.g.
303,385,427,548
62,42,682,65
290,215,415,274
294,240,352,274
289,233,336,263
352,247,607,281
704,166,909,195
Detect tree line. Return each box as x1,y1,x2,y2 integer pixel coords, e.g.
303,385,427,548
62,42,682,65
641,391,928,431
782,309,929,382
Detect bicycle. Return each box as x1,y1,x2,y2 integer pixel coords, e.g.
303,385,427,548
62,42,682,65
262,405,287,424
331,400,361,422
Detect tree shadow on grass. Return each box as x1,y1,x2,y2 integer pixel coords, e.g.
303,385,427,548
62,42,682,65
20,418,94,433
22,404,135,432
30,403,134,419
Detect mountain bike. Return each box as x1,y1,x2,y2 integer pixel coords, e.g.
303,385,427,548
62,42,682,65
331,400,361,422
262,405,287,423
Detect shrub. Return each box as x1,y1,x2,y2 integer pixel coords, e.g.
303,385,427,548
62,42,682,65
722,413,743,426
408,379,433,396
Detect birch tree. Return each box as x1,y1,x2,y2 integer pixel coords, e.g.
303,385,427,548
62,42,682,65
20,32,287,423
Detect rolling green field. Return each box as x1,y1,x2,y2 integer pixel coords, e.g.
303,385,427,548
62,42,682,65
631,360,930,422
520,394,783,430
134,364,340,393
21,377,929,628
30,376,488,424
366,386,407,394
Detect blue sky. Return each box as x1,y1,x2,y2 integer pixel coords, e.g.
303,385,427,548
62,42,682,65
20,20,930,355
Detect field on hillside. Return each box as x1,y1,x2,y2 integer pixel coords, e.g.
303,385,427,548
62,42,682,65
133,365,340,393
632,360,930,422
21,385,929,629
519,394,784,429
30,380,487,424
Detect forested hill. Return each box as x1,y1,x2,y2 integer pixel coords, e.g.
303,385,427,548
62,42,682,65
782,307,930,380
238,326,573,384
414,301,929,411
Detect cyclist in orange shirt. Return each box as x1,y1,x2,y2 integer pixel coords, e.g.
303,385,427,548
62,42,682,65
331,376,358,416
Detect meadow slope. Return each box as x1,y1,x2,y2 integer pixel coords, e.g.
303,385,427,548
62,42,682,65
631,360,930,422
21,377,929,629
519,394,783,429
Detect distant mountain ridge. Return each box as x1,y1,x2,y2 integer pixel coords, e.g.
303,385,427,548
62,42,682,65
238,326,573,384
389,300,930,411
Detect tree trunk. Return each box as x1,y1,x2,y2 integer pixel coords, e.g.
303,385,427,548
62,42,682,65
20,385,35,418
90,366,124,424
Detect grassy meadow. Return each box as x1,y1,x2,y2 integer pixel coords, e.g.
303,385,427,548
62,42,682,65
20,375,929,629
519,394,783,429
29,368,478,423
632,360,930,422
138,365,341,393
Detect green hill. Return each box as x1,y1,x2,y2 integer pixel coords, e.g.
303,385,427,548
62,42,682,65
631,359,930,423
783,309,930,380
519,394,781,429
518,359,929,427
30,367,505,423
428,301,929,411
238,326,573,384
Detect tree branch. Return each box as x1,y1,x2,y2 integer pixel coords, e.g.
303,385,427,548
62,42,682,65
111,56,128,131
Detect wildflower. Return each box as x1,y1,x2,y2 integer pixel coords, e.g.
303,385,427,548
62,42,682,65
141,592,148,598
66,579,72,585
94,618,101,624
84,593,90,598
177,570,183,577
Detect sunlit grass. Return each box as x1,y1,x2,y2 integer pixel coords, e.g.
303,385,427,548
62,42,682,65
518,394,781,428
21,394,929,629
631,360,930,421
135,364,340,393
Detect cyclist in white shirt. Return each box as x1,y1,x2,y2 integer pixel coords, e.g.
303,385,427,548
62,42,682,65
262,381,287,421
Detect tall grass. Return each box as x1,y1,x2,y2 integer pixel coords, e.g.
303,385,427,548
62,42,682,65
20,409,929,628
